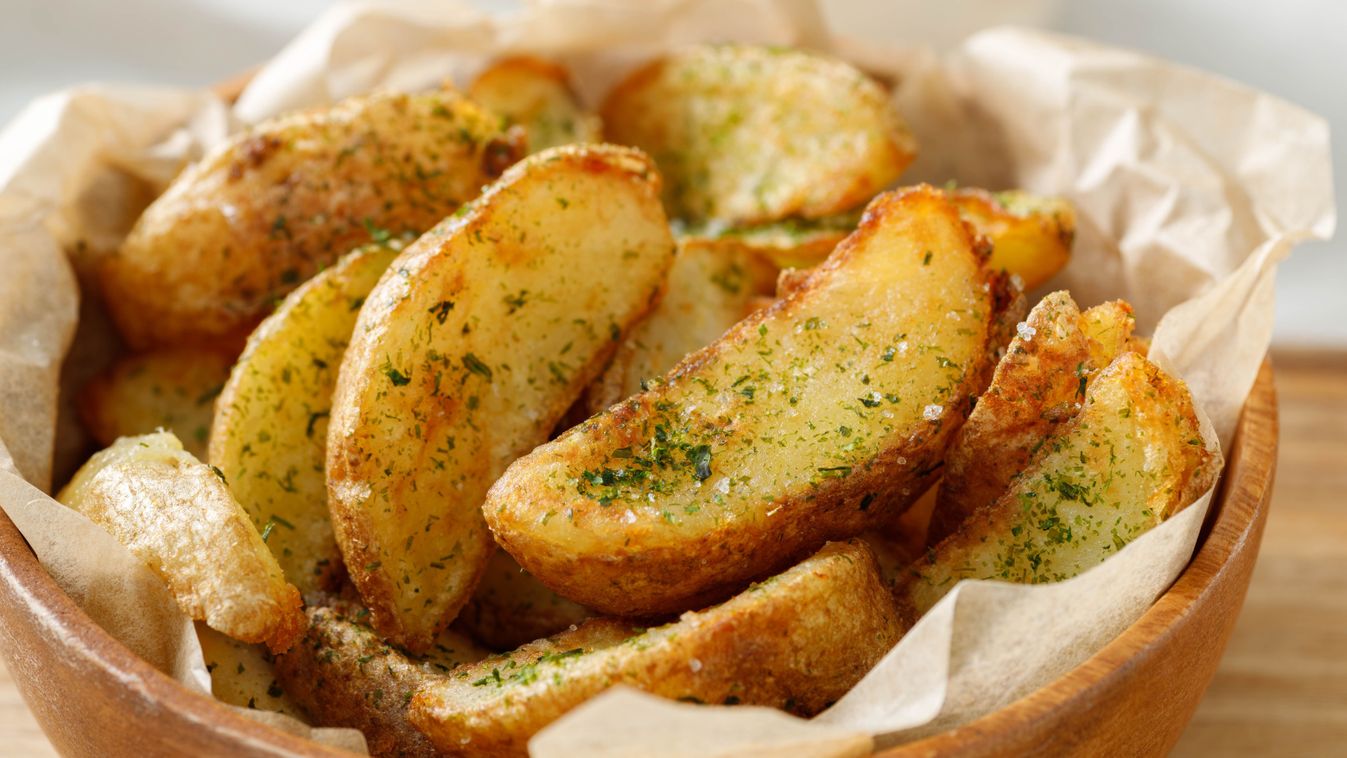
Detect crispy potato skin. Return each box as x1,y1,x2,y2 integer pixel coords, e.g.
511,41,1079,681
210,243,398,597
197,622,307,719
584,238,778,414
899,352,1220,618
484,185,998,617
411,541,902,758
78,346,235,460
102,91,526,349
274,605,488,758
603,45,917,225
327,144,675,650
458,550,593,651
469,57,601,152
950,189,1075,290
57,432,304,652
930,293,1137,543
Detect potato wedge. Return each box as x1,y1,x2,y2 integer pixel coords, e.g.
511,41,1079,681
78,347,235,460
929,293,1139,543
328,144,675,650
459,550,593,651
197,623,307,719
210,242,400,597
602,44,917,225
583,237,778,414
58,431,304,651
485,185,1001,617
681,214,856,270
469,57,601,152
410,540,901,757
275,604,488,758
951,188,1075,290
898,352,1220,618
102,90,526,349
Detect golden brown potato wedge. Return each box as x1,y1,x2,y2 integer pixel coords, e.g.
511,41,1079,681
603,44,916,225
468,57,601,152
197,623,307,719
275,604,488,758
328,144,675,650
410,540,901,758
102,90,526,349
583,237,778,414
58,431,304,652
210,242,400,597
458,550,593,651
898,351,1220,618
950,188,1075,290
929,292,1140,543
78,347,235,460
681,214,856,270
484,185,1002,617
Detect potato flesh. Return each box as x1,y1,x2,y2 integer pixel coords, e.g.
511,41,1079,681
58,431,304,652
410,540,902,758
469,57,601,152
274,605,488,758
78,347,235,460
327,144,675,650
484,185,995,616
602,44,917,225
929,292,1139,542
951,188,1075,290
210,243,398,597
102,91,524,348
584,237,778,414
900,352,1220,617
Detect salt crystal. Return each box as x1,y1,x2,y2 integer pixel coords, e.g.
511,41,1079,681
689,658,703,673
923,404,943,421
1017,322,1037,341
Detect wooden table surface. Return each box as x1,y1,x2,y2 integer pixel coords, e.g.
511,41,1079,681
0,349,1343,757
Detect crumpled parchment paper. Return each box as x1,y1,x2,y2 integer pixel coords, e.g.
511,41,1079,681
0,1,1333,755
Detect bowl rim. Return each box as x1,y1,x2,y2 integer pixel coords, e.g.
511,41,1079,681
0,359,1276,755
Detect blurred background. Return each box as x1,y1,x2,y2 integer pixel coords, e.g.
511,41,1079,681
0,2,1342,757
0,0,1340,346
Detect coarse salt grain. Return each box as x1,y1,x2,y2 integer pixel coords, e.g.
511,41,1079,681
923,404,943,421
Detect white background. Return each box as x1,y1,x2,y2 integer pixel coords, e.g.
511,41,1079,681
1,0,1340,346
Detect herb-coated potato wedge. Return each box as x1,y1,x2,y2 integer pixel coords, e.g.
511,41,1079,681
210,242,400,597
328,144,675,650
411,540,902,758
898,352,1220,618
950,188,1075,290
484,185,1001,617
459,550,593,651
58,431,305,651
929,293,1140,543
102,90,526,349
78,346,235,460
583,237,778,414
602,44,917,225
468,57,602,152
197,623,307,719
275,604,488,758
680,214,856,270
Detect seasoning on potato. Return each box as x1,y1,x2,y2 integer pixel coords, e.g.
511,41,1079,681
327,143,676,651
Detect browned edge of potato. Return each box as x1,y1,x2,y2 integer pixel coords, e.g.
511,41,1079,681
469,56,602,152
951,188,1076,290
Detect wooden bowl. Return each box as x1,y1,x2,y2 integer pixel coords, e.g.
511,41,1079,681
0,358,1276,756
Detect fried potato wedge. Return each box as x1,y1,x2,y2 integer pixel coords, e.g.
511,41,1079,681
275,605,488,758
583,237,778,414
898,352,1220,618
197,623,307,719
469,57,602,152
102,90,526,349
951,188,1075,289
328,144,675,650
210,242,400,596
485,185,1000,617
602,44,917,225
78,346,235,460
411,540,901,757
681,214,856,270
459,550,593,651
929,292,1140,543
58,431,304,651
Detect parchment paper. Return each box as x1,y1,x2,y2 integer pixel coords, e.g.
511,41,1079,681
0,1,1333,756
